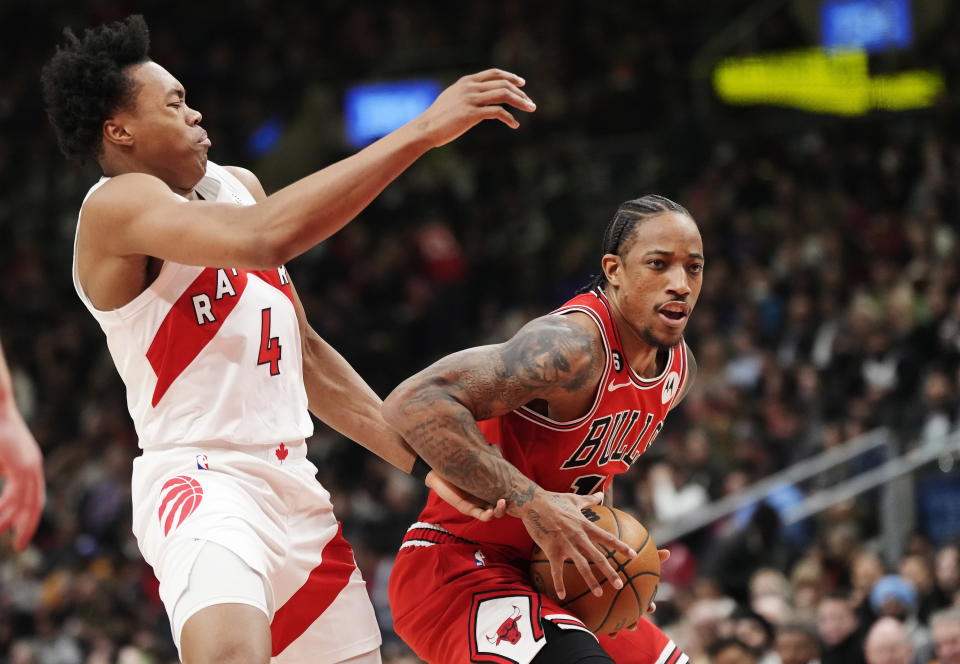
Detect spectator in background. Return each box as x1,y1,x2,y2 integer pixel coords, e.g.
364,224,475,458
648,459,709,522
932,545,960,612
703,505,791,604
791,559,826,621
774,621,821,664
0,341,45,551
864,617,913,664
817,594,866,664
750,568,795,629
729,607,777,664
900,553,938,624
871,575,935,664
852,551,888,623
930,607,960,664
709,637,760,664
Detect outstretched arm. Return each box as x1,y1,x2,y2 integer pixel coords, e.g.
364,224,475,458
383,314,637,598
0,342,44,551
82,69,535,271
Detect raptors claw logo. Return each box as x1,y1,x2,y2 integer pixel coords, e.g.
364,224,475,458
486,606,523,646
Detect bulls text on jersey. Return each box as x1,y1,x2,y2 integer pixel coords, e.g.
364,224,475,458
560,409,664,470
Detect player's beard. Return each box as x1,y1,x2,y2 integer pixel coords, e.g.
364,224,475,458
641,325,682,351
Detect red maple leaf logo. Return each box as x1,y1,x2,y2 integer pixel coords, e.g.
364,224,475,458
275,443,289,462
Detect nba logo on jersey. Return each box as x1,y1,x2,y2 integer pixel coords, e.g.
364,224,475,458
196,454,209,470
475,550,486,567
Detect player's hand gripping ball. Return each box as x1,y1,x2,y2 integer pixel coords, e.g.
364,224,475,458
530,506,660,634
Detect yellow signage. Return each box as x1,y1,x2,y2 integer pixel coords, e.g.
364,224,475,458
713,48,944,115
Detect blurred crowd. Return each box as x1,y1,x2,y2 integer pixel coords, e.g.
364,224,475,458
2,1,960,663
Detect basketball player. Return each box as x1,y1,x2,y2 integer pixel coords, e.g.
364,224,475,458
41,14,534,664
383,196,699,663
0,342,45,551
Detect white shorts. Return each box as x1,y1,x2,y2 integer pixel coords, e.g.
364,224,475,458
130,440,381,663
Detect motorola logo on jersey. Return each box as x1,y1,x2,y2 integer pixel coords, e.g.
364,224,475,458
560,410,665,471
661,371,680,405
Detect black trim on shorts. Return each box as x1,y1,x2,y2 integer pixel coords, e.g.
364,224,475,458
531,621,614,664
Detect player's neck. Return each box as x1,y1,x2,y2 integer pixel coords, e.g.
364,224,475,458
100,153,198,199
603,291,663,378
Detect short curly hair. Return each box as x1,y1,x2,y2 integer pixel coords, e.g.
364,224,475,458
41,14,151,162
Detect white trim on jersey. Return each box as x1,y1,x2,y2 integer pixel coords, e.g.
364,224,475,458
553,623,595,636
593,288,679,390
654,640,679,664
668,341,689,410
405,521,453,535
399,539,437,550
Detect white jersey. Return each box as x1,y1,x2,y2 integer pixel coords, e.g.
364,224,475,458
73,161,314,449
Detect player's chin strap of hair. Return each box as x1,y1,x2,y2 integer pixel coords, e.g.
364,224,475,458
411,455,432,483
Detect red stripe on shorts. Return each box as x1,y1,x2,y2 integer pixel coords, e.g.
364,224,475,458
270,523,356,657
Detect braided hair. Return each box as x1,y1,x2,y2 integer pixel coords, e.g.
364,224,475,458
577,194,691,294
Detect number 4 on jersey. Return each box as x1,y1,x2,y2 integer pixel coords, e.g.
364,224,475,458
258,307,282,375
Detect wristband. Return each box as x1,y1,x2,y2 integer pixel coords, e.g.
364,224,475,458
411,455,431,482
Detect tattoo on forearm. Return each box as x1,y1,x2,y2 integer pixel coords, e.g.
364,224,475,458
389,315,603,508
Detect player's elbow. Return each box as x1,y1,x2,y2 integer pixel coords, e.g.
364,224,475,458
241,208,302,268
381,386,411,433
242,227,298,269
382,378,434,433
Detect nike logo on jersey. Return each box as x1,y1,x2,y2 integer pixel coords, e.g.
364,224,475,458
607,381,633,392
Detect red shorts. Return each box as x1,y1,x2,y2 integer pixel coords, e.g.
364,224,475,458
388,525,686,664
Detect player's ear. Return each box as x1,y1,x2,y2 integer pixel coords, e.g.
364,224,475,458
601,253,622,287
103,116,135,149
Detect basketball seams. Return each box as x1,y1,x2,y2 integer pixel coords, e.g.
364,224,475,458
529,506,660,634
594,584,627,633
609,507,623,540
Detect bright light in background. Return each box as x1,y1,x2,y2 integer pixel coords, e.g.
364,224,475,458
248,116,284,157
713,48,943,116
821,0,913,52
344,79,442,148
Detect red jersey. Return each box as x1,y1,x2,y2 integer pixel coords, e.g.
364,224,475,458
411,288,688,558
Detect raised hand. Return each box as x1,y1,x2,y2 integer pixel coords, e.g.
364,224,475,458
515,490,636,601
0,406,44,551
411,68,536,147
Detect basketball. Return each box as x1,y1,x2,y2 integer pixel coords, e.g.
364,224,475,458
529,506,660,634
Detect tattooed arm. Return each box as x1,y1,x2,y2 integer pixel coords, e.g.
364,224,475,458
383,313,636,598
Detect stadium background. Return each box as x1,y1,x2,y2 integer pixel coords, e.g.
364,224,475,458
1,1,959,662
